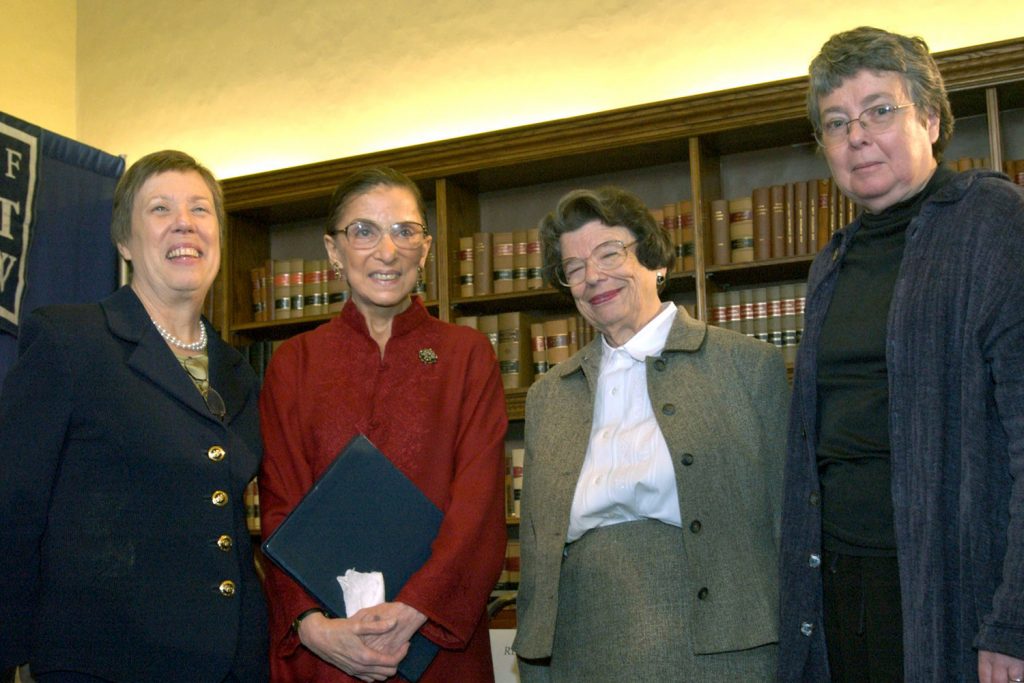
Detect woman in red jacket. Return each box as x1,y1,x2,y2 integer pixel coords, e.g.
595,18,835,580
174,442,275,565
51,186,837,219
259,167,508,682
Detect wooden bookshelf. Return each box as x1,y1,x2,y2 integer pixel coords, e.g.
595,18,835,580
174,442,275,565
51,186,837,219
218,33,1024,431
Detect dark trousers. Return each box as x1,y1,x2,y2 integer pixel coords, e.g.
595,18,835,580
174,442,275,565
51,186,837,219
822,549,904,682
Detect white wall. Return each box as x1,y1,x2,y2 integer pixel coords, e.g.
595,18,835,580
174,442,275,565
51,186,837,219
3,1,1022,180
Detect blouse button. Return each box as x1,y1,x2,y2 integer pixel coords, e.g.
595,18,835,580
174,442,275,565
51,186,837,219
689,520,702,534
801,622,814,636
661,403,676,416
654,358,667,371
211,490,229,507
207,446,226,462
697,587,709,600
219,580,236,597
217,535,233,552
681,453,694,466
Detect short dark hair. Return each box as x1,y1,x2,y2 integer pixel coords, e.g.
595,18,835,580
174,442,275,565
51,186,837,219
539,186,672,296
807,26,954,161
111,150,224,248
325,167,428,234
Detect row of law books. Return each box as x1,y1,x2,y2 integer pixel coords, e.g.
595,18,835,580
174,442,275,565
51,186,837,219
708,177,858,266
250,259,349,322
650,201,698,274
710,283,807,365
457,229,547,298
455,312,595,390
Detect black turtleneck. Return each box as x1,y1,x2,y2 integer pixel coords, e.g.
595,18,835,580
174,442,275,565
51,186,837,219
816,166,955,555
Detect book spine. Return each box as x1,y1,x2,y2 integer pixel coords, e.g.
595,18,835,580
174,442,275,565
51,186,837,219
710,199,731,265
793,181,807,257
767,285,783,351
679,200,695,272
474,232,493,296
478,315,499,357
303,259,324,317
770,185,786,258
816,178,831,251
526,229,544,289
492,232,515,294
752,187,771,261
289,258,305,317
326,263,346,313
458,236,475,298
511,448,524,518
530,322,548,378
272,259,292,319
497,311,533,389
543,318,571,367
250,266,265,322
784,183,795,257
806,180,818,254
513,230,529,292
780,283,798,366
753,287,769,343
728,197,754,264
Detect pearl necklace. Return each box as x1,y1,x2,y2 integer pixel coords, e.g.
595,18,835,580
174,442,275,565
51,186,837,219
152,318,208,352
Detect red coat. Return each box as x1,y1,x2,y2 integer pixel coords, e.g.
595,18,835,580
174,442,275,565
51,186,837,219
259,299,508,682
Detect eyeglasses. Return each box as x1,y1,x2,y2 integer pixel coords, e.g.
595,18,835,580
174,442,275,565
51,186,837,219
180,356,226,421
553,239,637,287
815,102,917,148
330,220,427,250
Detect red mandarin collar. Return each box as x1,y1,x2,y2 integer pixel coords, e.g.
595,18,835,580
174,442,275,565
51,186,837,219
338,296,429,341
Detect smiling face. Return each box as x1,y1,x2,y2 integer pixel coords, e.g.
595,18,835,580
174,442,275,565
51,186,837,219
819,70,939,214
560,220,663,347
323,184,431,321
117,170,220,307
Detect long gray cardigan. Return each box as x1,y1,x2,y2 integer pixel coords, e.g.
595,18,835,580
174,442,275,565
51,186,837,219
513,307,788,677
778,170,1024,681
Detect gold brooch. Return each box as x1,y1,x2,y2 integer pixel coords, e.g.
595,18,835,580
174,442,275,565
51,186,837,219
418,348,438,364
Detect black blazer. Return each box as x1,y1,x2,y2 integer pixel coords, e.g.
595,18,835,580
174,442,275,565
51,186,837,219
0,286,268,682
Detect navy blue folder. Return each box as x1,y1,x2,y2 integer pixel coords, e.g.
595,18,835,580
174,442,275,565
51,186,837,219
262,433,443,681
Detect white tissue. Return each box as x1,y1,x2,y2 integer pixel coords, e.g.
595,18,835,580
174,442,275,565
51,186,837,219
337,569,386,617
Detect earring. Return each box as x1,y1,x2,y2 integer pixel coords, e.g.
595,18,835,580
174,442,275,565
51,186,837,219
332,262,344,279
656,272,666,287
415,265,425,293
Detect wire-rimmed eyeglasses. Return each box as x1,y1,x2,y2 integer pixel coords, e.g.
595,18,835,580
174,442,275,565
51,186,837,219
815,102,917,148
552,239,637,287
180,356,226,421
330,220,428,250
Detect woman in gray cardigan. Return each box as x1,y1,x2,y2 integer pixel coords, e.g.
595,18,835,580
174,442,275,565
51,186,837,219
513,186,788,681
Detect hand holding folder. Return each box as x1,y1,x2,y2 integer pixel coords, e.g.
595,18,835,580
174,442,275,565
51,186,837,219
262,434,444,681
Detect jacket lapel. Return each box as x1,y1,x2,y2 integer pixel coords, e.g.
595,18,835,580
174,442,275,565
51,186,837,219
207,329,248,422
102,286,225,424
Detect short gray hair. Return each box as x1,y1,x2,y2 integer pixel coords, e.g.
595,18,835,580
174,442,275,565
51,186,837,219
807,26,954,161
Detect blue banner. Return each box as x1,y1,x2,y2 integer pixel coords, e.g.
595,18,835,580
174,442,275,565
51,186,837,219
0,117,37,332
0,112,124,388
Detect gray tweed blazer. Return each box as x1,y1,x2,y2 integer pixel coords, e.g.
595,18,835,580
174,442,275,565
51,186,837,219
514,307,788,668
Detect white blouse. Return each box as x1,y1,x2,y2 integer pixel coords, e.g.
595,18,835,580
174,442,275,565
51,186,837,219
566,302,682,542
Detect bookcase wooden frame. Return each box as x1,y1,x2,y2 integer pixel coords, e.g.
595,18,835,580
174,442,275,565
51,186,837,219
218,37,1024,421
